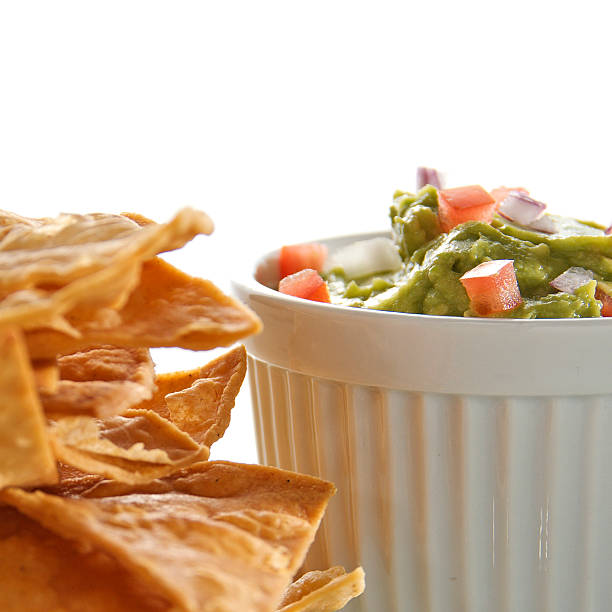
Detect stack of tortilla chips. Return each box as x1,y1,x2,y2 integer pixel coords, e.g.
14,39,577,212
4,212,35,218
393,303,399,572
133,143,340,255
0,208,364,612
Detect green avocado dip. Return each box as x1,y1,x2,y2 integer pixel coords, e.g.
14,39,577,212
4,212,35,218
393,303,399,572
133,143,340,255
324,185,612,318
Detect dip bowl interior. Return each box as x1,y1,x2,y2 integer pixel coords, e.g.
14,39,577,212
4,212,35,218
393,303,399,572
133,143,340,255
231,231,612,612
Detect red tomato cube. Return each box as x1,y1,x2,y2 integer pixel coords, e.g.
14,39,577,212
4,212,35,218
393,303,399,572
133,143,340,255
438,185,497,232
278,269,331,303
279,243,328,279
459,259,523,316
595,285,612,317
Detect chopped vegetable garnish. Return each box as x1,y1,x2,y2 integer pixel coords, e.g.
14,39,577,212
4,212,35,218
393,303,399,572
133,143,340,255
279,269,331,303
595,281,612,316
490,186,529,204
279,243,328,279
550,267,594,294
437,185,497,232
416,167,443,190
525,214,559,234
459,259,522,316
499,191,547,225
325,237,402,280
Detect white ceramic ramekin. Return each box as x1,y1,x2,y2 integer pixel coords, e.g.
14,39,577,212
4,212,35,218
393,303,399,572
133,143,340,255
232,231,612,612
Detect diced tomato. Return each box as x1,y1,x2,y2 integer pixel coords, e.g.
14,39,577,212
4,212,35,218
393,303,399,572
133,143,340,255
459,259,523,316
595,284,612,317
439,185,495,209
438,185,497,232
490,186,529,205
279,243,328,279
278,269,331,303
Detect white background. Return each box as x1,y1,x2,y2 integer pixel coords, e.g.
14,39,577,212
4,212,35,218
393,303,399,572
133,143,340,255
1,1,610,463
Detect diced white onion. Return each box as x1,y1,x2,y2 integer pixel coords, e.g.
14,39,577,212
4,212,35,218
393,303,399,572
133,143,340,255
525,214,559,234
499,191,547,225
325,237,402,280
550,267,594,294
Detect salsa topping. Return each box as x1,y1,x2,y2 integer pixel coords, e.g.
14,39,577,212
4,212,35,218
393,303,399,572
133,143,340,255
276,171,612,317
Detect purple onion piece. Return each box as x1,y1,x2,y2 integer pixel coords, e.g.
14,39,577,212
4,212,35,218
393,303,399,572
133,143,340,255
550,267,594,294
606,224,612,235
498,191,547,225
416,167,443,190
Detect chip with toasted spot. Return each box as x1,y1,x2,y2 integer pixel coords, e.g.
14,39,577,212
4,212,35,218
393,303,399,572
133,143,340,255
134,345,246,446
26,257,262,359
39,346,155,418
48,409,209,484
1,461,336,612
0,328,57,489
277,566,365,611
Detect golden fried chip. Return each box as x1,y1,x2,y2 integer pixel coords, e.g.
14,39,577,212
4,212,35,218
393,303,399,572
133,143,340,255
135,345,247,446
0,208,213,292
41,463,106,497
39,346,155,417
32,358,59,393
277,567,366,612
1,461,336,612
48,409,208,484
0,208,212,332
0,506,170,612
26,257,262,359
0,329,57,489
120,212,155,226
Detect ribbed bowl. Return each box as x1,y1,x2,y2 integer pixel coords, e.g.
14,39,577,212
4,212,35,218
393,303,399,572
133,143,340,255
232,232,612,612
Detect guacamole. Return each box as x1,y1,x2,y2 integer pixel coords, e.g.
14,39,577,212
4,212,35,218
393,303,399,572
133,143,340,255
324,185,612,318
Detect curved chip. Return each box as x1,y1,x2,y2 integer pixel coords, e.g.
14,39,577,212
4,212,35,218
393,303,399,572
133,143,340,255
0,208,213,332
277,566,366,612
135,345,246,446
26,258,262,359
1,461,336,612
48,409,209,484
39,346,156,418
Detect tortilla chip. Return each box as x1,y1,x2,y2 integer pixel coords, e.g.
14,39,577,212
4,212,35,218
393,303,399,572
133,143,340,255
0,505,171,612
1,461,336,612
120,212,156,226
134,345,247,446
26,257,262,359
0,208,212,332
0,208,213,292
32,359,59,394
0,329,57,489
39,346,156,417
41,463,106,497
277,567,366,612
48,409,209,484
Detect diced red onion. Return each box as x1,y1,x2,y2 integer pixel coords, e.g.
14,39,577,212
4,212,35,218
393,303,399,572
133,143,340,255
499,191,547,225
550,267,594,294
606,224,612,235
525,214,559,234
416,167,443,190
